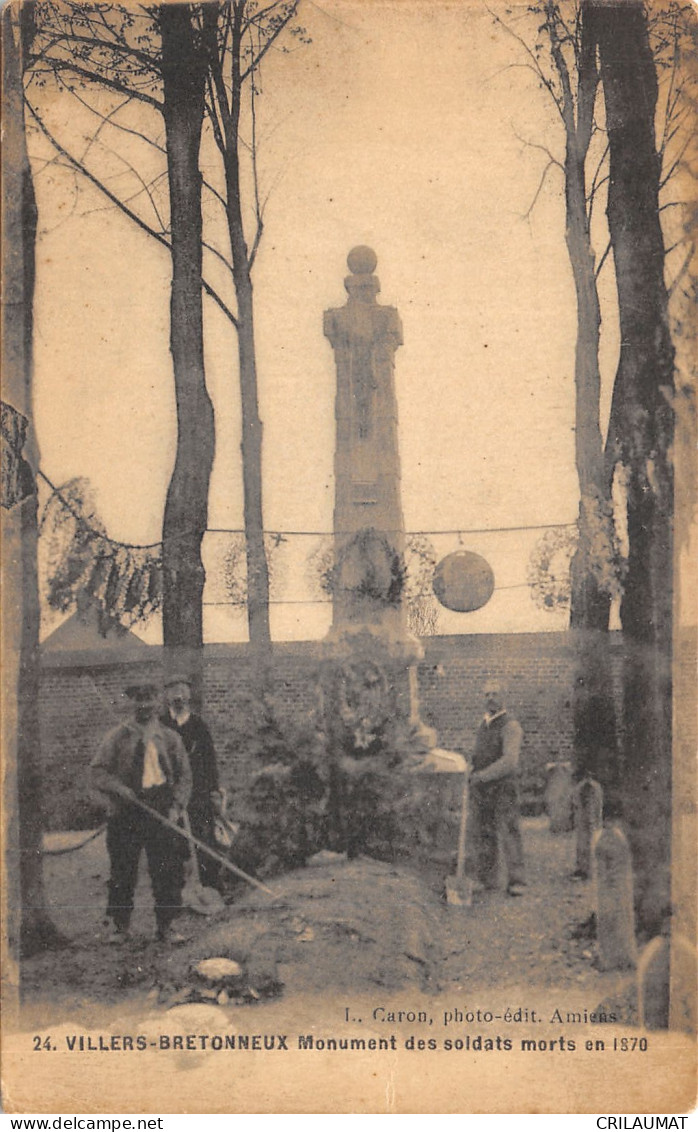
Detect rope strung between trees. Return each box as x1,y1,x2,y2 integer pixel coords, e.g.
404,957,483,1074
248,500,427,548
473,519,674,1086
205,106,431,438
39,469,576,549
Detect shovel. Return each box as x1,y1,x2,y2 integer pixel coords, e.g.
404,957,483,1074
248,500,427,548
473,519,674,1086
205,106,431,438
445,775,473,907
180,812,226,916
111,783,278,897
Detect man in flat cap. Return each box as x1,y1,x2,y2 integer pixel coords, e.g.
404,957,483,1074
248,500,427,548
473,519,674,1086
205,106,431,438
91,681,192,943
467,679,526,897
161,674,222,891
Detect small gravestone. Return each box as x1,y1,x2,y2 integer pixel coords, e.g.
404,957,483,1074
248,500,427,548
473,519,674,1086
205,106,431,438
594,823,637,971
638,932,698,1033
574,776,603,878
669,932,698,1034
545,761,574,833
637,936,670,1030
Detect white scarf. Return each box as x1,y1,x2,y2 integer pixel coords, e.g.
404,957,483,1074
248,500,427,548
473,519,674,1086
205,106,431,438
141,727,166,789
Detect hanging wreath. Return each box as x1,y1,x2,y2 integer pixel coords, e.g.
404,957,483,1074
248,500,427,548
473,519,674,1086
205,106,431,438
220,531,286,606
527,527,577,611
326,528,406,608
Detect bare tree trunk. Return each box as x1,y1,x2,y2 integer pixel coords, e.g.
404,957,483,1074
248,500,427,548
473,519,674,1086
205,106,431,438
231,255,272,657
226,4,271,657
588,0,675,938
565,122,617,794
204,1,271,659
547,3,618,798
160,4,215,705
1,3,65,959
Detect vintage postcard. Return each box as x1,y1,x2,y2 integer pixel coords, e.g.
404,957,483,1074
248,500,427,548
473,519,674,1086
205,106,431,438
1,0,697,1115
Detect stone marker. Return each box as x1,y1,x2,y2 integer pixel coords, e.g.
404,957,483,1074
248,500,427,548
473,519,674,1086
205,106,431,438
637,935,670,1029
594,823,637,970
669,931,698,1034
545,761,574,833
637,931,698,1032
574,775,603,878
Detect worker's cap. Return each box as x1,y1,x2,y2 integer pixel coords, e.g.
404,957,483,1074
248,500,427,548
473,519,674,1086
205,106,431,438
164,673,193,690
483,679,504,696
124,682,160,702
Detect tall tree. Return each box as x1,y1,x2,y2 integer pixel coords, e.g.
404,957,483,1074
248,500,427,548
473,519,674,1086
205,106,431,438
26,2,215,697
1,1,65,957
542,2,620,800
26,1,306,662
586,0,676,939
493,0,620,796
201,0,304,657
159,3,214,692
497,0,694,809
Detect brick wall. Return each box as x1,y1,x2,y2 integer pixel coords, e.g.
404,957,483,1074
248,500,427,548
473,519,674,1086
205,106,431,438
39,632,625,828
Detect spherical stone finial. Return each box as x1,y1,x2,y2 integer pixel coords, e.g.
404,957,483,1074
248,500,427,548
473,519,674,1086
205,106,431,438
347,245,377,275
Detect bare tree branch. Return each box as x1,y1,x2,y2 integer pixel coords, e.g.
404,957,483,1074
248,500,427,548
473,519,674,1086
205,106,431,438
523,157,559,219
248,27,264,271
54,77,167,156
203,239,234,274
27,55,163,110
545,0,577,136
659,132,692,189
595,238,612,280
31,30,159,73
26,98,239,329
586,172,608,226
240,0,299,83
205,72,227,155
513,128,564,170
487,2,566,120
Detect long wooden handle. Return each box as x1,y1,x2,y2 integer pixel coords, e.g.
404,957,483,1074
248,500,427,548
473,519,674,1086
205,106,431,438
455,780,469,881
83,675,277,899
119,789,278,898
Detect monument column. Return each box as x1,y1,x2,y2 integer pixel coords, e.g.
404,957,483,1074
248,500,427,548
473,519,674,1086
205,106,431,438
323,245,411,643
320,248,460,860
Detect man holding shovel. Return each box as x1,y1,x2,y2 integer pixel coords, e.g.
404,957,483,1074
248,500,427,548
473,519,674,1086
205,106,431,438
91,682,192,944
161,674,222,892
467,680,526,897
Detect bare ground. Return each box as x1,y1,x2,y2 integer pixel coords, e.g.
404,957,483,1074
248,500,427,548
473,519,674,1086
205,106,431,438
18,817,634,1031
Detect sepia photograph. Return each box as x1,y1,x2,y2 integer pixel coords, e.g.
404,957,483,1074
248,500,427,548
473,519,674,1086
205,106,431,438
1,0,697,1114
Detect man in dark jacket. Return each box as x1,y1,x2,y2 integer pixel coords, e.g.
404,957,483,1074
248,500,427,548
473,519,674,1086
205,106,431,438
467,679,526,896
91,682,192,943
161,674,222,890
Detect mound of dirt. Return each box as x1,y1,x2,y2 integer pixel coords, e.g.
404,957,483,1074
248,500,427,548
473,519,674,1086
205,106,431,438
161,854,443,1001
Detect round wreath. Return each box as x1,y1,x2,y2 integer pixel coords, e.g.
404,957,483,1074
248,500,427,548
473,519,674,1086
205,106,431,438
328,528,406,607
527,527,578,611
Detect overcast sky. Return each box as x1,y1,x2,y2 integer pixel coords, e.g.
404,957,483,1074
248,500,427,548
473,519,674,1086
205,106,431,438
31,0,629,643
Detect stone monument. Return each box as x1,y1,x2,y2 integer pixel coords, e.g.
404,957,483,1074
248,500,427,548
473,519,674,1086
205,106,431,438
324,247,410,640
320,248,458,856
322,247,423,724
